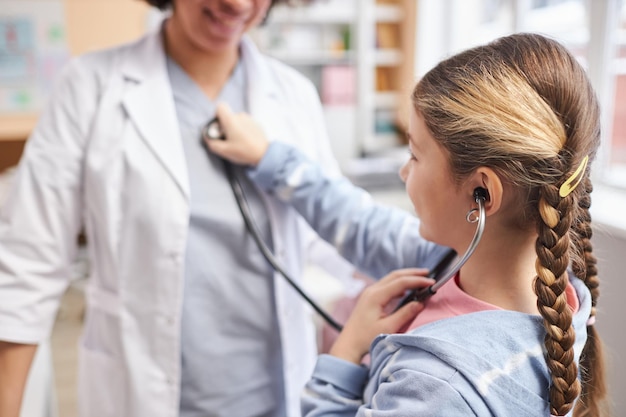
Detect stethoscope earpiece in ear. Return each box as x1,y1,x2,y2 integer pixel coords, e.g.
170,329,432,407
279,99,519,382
395,184,489,310
473,187,489,202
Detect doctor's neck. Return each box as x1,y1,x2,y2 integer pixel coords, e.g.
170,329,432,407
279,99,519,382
163,17,239,100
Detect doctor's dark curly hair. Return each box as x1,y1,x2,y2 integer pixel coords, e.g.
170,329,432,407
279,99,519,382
141,0,313,11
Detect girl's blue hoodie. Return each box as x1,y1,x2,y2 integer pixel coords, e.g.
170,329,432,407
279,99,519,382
248,142,591,417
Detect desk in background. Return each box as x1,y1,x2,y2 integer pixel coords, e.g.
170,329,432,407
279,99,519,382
0,113,36,172
0,0,152,173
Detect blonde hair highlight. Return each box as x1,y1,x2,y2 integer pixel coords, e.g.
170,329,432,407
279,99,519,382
413,33,608,416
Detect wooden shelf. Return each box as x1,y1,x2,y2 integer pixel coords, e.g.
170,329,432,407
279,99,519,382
267,49,355,65
0,113,38,142
269,6,354,24
0,113,36,171
374,5,403,23
260,0,416,158
64,0,151,56
374,91,399,108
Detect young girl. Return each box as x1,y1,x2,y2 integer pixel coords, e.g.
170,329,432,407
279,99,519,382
207,33,609,416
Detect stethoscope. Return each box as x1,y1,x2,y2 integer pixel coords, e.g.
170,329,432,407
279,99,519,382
393,187,488,311
202,118,344,331
202,117,487,331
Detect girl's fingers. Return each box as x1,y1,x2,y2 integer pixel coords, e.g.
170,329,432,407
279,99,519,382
384,300,425,329
368,274,435,304
205,104,268,166
378,268,429,283
215,102,235,134
205,136,227,154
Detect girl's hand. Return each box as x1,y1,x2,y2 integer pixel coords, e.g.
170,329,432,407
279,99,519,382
204,103,269,166
329,269,434,365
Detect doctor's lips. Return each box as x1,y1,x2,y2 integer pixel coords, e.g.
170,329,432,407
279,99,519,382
203,6,251,30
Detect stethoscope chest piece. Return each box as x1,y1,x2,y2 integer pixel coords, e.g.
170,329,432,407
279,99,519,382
202,117,225,141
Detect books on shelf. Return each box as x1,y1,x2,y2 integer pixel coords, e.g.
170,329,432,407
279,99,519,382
321,65,355,105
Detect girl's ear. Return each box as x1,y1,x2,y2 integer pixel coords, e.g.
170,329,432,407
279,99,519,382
468,167,503,216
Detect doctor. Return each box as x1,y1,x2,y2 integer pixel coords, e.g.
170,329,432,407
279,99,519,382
0,0,352,416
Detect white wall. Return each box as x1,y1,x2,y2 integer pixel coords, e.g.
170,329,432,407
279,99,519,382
593,226,626,414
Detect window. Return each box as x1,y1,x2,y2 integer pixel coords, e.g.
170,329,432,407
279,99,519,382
608,1,626,185
416,0,626,231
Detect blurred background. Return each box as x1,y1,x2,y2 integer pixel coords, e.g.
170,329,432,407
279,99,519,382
1,0,625,416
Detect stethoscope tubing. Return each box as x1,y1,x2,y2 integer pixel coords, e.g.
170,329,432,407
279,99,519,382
221,158,345,332
431,197,486,292
393,192,486,310
203,117,486,332
202,118,344,331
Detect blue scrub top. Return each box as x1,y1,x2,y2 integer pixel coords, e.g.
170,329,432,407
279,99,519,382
166,55,285,417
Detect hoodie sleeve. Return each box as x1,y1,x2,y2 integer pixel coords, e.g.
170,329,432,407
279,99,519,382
301,353,479,417
248,142,449,279
301,355,369,417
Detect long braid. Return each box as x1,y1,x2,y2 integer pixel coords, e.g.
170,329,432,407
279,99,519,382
534,181,580,415
413,32,608,416
571,177,598,314
572,177,609,417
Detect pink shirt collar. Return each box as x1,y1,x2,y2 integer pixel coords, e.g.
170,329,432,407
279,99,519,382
407,273,580,331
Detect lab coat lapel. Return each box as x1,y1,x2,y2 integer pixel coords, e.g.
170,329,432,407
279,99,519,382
241,37,290,146
121,31,190,200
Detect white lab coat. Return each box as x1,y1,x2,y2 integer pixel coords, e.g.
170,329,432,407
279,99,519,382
0,28,351,417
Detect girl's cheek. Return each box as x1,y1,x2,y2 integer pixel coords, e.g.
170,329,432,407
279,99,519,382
398,162,410,183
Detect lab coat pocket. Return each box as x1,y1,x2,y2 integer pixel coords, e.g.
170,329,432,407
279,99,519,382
77,345,126,417
78,292,126,417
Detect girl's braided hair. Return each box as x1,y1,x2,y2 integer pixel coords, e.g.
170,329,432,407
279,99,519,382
413,33,608,416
